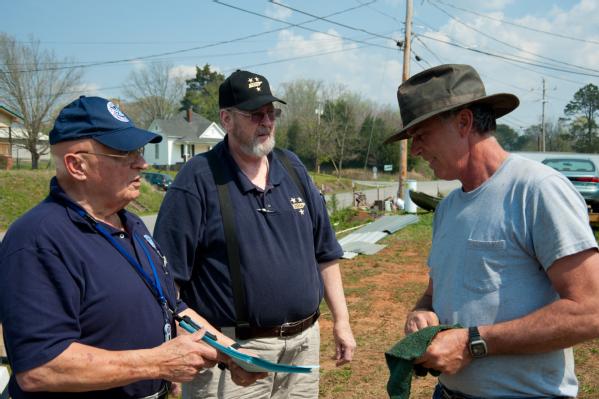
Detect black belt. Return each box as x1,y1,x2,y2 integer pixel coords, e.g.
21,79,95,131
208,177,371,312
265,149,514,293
233,310,319,340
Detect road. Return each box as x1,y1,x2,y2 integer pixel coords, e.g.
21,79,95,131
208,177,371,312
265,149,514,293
324,179,461,211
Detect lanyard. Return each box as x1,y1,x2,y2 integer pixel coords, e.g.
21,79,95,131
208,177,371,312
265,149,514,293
66,203,175,339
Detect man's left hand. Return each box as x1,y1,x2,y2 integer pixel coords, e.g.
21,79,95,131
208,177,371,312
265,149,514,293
414,328,471,374
332,321,356,366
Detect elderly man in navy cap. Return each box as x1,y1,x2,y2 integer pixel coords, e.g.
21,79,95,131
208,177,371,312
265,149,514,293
0,96,264,399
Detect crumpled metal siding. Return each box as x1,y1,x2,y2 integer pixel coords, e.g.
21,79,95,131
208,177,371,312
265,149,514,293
339,215,419,258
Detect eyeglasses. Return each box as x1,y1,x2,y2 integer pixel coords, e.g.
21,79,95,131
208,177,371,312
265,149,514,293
230,108,282,123
75,148,144,163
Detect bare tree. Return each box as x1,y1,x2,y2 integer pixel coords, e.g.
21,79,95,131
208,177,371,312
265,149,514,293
0,34,83,169
123,62,186,128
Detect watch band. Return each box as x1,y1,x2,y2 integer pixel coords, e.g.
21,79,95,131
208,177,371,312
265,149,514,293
468,326,481,341
468,326,488,358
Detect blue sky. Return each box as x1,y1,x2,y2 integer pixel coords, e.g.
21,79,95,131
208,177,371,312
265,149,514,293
3,0,598,132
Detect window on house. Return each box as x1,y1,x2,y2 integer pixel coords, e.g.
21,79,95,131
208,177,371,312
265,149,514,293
155,143,159,159
191,144,195,156
180,144,185,159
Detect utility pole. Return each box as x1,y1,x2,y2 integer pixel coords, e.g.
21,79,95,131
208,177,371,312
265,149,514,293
541,78,547,152
315,100,324,174
398,0,412,198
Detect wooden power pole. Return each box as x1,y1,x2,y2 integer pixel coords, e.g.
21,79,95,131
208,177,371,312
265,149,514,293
398,0,413,198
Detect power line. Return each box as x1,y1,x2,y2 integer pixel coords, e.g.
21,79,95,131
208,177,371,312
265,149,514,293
417,33,599,78
268,0,399,43
235,43,371,72
430,1,599,74
3,1,379,74
413,34,444,64
431,0,599,46
214,0,396,51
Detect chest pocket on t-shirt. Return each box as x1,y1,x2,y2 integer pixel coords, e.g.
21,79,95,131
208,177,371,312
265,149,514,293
463,239,507,293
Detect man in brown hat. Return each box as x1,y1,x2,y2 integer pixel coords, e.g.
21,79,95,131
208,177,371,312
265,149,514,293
390,64,599,398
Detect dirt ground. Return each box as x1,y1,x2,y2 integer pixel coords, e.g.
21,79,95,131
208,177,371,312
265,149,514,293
317,215,599,398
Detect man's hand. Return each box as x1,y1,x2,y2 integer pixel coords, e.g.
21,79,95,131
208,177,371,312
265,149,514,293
333,320,356,366
414,328,471,375
404,310,439,335
217,350,268,387
154,330,218,382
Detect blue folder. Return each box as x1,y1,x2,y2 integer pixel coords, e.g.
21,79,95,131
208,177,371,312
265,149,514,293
178,319,318,374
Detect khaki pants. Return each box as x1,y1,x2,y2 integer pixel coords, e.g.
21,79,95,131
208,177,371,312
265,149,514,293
183,322,320,399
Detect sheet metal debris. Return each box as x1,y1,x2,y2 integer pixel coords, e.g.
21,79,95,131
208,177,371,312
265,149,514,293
339,215,419,259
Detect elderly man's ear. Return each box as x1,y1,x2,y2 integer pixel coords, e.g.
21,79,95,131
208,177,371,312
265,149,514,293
64,153,88,181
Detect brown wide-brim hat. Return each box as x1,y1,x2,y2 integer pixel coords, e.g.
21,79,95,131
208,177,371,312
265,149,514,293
384,64,519,144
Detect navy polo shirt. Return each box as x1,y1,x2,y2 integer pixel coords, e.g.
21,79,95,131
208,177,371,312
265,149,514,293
154,138,343,327
0,178,182,399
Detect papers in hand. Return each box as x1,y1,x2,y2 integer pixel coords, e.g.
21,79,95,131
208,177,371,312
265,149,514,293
178,317,318,374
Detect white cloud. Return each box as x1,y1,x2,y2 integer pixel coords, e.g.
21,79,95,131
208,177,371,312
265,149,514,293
268,28,402,106
169,65,197,80
411,0,599,127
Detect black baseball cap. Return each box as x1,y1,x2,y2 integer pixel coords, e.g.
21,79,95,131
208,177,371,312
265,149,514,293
219,70,286,111
49,96,162,151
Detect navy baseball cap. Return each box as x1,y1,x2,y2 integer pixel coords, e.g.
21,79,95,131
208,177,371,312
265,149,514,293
49,96,162,151
219,70,286,111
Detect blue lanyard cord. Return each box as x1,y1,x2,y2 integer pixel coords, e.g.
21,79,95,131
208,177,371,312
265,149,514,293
70,205,173,314
134,233,166,304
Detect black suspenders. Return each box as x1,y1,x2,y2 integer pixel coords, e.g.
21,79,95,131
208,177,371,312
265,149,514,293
205,147,310,330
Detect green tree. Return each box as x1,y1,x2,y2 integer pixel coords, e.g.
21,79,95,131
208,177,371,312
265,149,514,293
564,83,599,150
495,124,520,150
180,64,224,122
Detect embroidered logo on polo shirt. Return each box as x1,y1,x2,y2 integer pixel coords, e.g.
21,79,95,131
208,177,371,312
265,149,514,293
248,76,263,92
290,197,306,215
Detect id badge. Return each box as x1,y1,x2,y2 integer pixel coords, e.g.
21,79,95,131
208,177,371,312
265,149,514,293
164,322,172,342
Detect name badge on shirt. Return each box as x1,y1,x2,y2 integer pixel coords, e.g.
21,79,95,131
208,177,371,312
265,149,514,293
164,322,172,342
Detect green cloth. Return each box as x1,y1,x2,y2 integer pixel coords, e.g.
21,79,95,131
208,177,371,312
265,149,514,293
385,325,458,399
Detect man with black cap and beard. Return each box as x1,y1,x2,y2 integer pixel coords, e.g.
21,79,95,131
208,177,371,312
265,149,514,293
389,64,599,398
154,70,355,398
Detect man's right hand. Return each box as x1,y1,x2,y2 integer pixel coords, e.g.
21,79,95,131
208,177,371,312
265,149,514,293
404,310,440,335
154,330,218,382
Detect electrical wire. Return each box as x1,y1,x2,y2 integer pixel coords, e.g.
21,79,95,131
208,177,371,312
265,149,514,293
2,1,380,73
431,0,599,46
429,1,599,74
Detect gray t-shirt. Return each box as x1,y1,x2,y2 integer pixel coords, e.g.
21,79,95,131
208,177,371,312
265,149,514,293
429,154,597,397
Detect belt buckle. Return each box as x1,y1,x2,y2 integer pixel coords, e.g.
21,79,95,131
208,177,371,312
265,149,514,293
279,319,301,337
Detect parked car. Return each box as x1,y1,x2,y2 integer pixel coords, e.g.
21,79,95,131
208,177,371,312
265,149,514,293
141,172,173,191
542,157,599,211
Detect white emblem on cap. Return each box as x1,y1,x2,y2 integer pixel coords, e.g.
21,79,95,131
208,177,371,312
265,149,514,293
107,101,129,122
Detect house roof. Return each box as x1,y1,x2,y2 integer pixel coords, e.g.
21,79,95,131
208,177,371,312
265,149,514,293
151,110,221,139
0,103,23,121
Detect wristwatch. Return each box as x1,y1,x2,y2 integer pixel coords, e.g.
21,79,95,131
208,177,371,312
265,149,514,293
468,326,487,358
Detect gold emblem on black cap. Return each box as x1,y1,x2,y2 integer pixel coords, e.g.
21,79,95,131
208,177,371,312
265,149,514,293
248,76,263,91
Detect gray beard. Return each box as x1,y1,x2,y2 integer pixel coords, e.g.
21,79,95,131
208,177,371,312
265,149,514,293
240,135,275,158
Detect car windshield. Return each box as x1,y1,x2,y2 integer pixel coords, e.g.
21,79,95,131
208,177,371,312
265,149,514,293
543,159,595,173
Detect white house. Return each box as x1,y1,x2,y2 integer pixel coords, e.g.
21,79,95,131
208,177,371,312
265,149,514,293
0,103,50,167
145,109,225,167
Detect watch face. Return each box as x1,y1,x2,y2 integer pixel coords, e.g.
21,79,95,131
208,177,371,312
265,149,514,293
470,340,487,357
